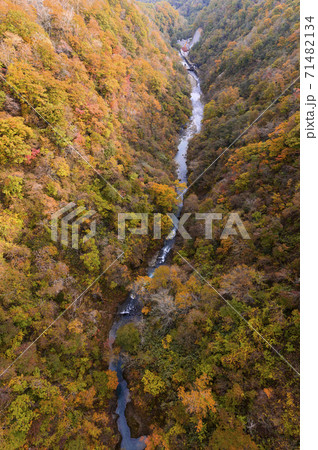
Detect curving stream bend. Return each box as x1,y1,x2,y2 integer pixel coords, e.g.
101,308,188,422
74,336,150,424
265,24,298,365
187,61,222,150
108,53,204,450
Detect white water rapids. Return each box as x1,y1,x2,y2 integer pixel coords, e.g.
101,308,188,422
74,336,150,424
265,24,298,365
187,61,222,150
108,54,204,450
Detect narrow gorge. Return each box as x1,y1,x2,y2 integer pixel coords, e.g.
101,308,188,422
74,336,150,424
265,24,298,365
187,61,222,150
109,47,204,449
0,0,300,448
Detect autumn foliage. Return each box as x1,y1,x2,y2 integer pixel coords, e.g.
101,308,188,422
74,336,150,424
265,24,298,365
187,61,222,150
0,0,190,447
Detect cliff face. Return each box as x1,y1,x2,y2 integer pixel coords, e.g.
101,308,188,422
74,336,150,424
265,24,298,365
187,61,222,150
0,0,190,447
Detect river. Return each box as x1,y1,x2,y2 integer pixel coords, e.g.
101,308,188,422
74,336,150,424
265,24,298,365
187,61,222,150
108,54,204,450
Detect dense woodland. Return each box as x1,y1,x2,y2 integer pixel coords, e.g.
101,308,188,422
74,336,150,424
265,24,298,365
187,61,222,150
0,0,191,447
124,0,300,449
141,0,210,24
0,0,299,448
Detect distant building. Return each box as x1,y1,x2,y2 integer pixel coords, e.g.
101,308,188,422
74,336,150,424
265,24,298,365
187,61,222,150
181,43,189,53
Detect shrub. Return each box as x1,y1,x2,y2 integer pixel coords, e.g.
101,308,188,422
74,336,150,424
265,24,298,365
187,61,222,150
0,117,34,164
115,323,140,353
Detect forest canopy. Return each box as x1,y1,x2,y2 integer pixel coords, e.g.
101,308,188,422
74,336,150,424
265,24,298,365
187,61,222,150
0,0,299,448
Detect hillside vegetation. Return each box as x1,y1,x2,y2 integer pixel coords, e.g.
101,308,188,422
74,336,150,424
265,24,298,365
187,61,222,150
0,0,300,448
126,0,300,448
141,0,210,23
0,0,190,447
